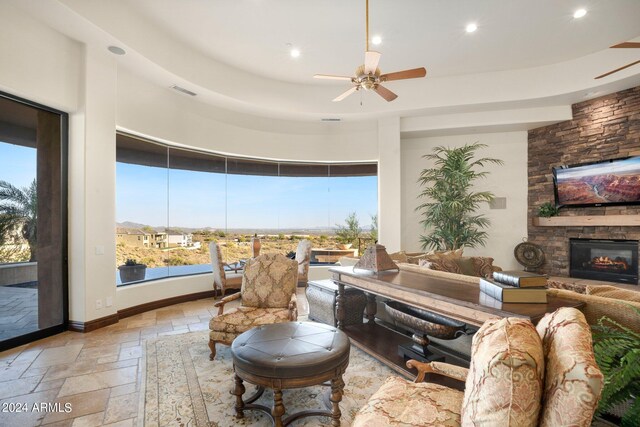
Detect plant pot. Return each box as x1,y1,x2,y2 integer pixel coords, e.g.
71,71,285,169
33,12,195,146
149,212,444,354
118,264,147,283
337,243,352,250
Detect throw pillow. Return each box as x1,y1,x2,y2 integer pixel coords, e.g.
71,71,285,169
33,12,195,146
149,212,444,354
388,251,409,264
454,257,477,276
585,284,640,303
427,248,464,258
461,317,544,427
535,307,604,427
418,256,462,274
470,256,497,278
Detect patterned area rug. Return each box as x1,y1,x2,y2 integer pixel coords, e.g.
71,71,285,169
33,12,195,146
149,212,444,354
140,330,396,426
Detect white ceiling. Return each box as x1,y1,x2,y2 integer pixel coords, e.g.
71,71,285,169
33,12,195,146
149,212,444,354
122,0,640,84
14,0,640,122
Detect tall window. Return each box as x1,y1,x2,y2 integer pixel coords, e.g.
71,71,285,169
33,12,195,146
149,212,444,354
0,94,67,350
115,133,378,286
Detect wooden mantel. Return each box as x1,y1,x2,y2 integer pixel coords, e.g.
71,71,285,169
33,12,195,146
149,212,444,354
533,215,640,227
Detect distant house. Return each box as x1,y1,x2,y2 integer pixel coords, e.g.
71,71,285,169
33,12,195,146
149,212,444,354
150,232,168,249
168,232,193,247
116,228,150,248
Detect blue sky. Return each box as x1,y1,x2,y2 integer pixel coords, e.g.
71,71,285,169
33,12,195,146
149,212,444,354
0,142,37,188
117,162,378,230
1,142,377,230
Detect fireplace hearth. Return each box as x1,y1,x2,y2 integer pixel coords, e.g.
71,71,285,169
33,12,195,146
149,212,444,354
570,239,638,285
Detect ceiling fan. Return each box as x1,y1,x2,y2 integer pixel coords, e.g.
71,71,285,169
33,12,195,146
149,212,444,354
595,41,640,79
314,0,426,102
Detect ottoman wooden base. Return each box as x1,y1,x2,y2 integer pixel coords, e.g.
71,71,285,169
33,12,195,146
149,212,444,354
231,322,351,427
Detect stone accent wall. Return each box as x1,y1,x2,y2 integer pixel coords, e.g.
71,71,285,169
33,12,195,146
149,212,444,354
528,86,640,278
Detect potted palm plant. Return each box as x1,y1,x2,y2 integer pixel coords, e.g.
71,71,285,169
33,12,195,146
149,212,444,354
416,143,503,250
118,258,147,283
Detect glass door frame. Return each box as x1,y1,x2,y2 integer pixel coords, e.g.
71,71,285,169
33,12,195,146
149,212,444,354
0,90,69,352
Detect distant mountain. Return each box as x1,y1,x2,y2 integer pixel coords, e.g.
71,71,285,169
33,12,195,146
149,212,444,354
117,221,151,230
116,221,370,235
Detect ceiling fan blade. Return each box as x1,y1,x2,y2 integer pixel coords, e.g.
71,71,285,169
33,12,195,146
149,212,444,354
595,60,640,79
373,85,398,102
380,67,427,82
314,74,353,81
332,86,358,102
611,42,640,48
364,51,381,74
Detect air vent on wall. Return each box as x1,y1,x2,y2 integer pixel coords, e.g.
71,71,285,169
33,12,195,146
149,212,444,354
321,118,342,122
171,85,197,96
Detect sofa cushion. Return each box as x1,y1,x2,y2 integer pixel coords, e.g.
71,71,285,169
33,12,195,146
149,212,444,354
454,256,477,276
419,256,462,274
547,288,640,334
352,376,463,427
407,248,463,265
585,284,640,303
547,280,587,294
398,263,480,285
461,317,544,427
419,255,497,278
209,306,292,339
535,307,603,427
468,256,497,278
389,251,409,263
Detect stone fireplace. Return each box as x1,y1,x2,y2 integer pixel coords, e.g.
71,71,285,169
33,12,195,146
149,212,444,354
569,239,638,285
527,86,640,283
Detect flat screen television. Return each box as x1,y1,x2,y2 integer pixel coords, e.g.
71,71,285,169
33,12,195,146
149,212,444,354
553,156,640,208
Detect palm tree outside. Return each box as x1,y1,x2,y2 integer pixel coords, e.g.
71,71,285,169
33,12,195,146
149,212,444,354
0,179,37,262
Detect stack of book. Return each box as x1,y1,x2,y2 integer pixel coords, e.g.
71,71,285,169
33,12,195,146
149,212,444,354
479,270,548,304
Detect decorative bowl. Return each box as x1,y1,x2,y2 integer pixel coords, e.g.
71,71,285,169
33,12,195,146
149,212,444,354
337,243,353,250
384,301,465,340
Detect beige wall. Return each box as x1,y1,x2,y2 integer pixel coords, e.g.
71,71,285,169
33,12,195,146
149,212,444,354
401,131,528,270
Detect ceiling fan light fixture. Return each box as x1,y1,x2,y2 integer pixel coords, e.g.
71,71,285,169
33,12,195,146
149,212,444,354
465,23,478,33
316,0,426,102
573,8,587,19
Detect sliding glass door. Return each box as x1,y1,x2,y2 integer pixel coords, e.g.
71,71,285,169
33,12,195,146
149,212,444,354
0,93,67,351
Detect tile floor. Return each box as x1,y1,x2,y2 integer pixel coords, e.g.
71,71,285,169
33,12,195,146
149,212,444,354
0,289,310,427
0,286,39,341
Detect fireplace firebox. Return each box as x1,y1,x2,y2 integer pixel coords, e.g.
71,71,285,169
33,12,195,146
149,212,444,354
570,239,638,285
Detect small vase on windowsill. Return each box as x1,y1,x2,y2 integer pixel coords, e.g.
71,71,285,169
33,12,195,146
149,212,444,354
251,234,261,258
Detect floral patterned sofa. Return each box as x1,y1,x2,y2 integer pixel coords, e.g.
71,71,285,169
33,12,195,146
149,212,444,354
352,307,603,426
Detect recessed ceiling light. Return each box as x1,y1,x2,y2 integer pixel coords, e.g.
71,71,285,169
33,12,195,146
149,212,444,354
372,35,382,45
107,45,126,55
466,23,478,33
573,9,587,19
290,49,300,58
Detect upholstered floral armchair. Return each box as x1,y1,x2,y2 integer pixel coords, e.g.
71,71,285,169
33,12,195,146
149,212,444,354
352,307,603,426
295,239,312,286
208,253,298,360
209,241,243,298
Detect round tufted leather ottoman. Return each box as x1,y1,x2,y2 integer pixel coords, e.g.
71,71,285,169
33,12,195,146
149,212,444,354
231,321,350,427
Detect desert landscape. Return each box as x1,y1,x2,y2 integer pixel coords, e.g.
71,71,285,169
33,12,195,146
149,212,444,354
557,172,640,204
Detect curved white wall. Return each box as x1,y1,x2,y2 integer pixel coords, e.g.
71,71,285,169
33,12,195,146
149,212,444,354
114,70,380,313
116,70,378,162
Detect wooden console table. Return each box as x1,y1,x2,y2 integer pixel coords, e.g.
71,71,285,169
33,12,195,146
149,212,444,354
329,266,584,378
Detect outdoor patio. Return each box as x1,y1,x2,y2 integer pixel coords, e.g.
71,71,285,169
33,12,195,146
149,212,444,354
0,284,38,341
